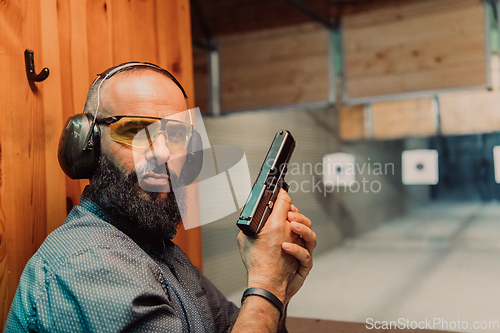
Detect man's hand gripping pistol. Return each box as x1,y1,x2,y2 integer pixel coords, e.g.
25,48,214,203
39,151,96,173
237,130,296,236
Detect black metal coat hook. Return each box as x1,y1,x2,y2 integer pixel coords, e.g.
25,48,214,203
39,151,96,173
24,49,50,82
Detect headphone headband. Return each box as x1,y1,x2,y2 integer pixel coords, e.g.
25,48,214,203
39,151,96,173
95,62,188,98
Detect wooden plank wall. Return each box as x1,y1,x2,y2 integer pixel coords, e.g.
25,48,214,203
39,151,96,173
218,22,330,111
0,0,200,325
0,0,52,326
339,97,437,140
439,55,500,135
339,55,500,140
343,0,487,101
192,0,494,140
339,105,365,140
372,98,437,138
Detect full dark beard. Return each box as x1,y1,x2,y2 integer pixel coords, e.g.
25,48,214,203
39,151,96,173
87,154,185,240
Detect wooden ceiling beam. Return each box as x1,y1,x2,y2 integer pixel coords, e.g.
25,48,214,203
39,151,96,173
191,0,331,38
191,0,424,39
285,0,340,30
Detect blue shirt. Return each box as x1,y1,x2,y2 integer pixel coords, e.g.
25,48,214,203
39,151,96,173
4,189,239,332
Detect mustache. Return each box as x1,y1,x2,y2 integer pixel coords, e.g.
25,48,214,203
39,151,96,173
134,161,182,188
135,161,169,177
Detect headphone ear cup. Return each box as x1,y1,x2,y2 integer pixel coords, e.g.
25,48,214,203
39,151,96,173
58,113,100,179
179,130,203,186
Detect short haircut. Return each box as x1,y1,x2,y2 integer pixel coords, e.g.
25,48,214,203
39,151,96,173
84,64,187,117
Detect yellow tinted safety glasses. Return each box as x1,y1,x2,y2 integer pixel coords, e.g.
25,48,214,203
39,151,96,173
96,116,193,153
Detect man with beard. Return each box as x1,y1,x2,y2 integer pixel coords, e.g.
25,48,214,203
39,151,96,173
5,63,316,333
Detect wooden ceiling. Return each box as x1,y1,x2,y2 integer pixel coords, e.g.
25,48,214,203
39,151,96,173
190,0,414,40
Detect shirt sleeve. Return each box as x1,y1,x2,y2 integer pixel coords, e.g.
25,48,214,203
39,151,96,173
194,266,240,333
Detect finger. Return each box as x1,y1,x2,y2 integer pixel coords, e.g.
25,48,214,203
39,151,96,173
282,242,313,276
269,189,291,222
287,212,311,228
290,222,317,254
289,204,299,214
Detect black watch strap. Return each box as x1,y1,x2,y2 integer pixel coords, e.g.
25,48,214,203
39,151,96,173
241,287,284,319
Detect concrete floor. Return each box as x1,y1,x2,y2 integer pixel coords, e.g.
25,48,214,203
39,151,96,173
227,202,500,332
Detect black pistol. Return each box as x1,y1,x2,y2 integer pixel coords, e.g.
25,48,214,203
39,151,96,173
237,130,296,236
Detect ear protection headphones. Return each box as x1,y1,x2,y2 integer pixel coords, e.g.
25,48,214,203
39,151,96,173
58,62,203,185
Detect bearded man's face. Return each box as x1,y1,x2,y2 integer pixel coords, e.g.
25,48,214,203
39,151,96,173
88,70,189,239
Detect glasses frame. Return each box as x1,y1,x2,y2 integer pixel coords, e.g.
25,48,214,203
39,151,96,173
96,115,194,149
